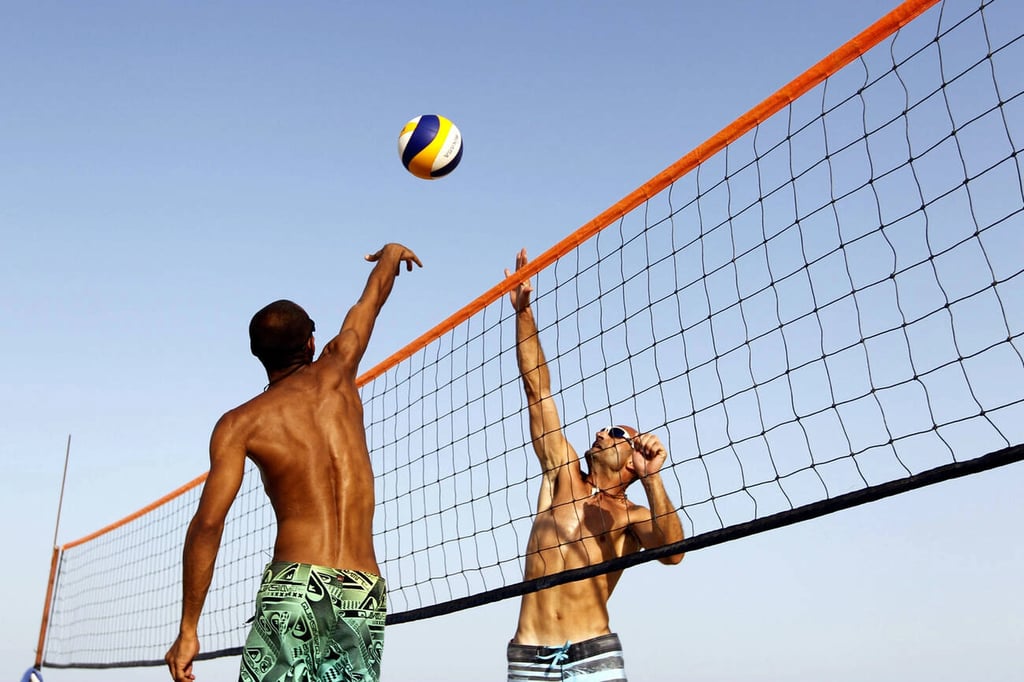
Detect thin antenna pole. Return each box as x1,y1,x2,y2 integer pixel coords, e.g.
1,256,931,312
51,434,72,547
34,434,72,670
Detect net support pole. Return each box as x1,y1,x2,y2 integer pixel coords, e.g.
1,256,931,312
34,434,72,669
34,547,61,669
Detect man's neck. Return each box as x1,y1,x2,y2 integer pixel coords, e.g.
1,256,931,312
265,362,308,390
585,474,629,501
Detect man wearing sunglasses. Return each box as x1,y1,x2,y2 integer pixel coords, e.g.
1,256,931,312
166,243,422,682
504,248,685,682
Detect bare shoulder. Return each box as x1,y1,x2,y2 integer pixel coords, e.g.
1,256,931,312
309,352,357,391
210,404,247,446
318,325,365,374
625,500,653,522
212,394,267,445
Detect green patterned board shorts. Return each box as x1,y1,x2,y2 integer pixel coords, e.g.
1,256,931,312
239,562,387,682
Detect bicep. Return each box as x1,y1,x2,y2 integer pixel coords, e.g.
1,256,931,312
321,325,361,361
320,298,378,370
627,506,659,548
533,431,584,513
628,505,685,562
194,426,247,527
534,431,580,478
528,393,578,472
319,296,377,379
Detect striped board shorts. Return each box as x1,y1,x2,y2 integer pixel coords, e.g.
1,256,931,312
507,633,628,682
239,562,387,682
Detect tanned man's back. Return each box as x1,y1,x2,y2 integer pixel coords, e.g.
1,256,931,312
217,357,377,572
166,243,422,682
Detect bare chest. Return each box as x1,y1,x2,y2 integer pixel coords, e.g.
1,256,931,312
533,494,633,552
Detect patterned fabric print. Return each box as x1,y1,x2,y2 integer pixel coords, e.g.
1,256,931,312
239,562,387,682
507,633,627,682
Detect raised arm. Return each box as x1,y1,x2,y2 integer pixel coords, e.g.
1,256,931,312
165,414,247,681
321,243,422,376
628,432,685,564
505,249,577,478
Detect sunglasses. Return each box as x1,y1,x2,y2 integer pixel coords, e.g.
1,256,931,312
603,426,634,445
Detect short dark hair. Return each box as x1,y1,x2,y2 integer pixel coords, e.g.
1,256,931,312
249,299,315,372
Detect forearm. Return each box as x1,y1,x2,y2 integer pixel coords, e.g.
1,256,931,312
330,248,403,365
516,306,549,402
516,305,571,467
640,473,685,547
358,250,402,316
178,518,224,634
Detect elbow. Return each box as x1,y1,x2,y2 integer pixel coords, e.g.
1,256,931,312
654,524,685,565
188,515,225,540
660,551,685,566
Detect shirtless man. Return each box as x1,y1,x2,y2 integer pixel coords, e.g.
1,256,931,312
165,243,422,682
504,248,685,681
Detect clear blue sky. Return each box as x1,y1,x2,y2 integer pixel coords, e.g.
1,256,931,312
3,1,1022,681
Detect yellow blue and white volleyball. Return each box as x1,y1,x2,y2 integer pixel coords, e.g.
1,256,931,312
397,114,463,179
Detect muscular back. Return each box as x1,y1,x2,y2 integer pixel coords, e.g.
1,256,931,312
221,359,379,574
165,246,420,682
208,245,421,575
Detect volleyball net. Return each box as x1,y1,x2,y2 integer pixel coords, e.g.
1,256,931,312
37,0,1024,669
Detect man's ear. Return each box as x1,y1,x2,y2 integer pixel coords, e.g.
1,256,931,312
623,450,637,474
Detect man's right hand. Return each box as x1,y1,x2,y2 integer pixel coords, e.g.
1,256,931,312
631,432,668,478
165,631,199,682
365,243,422,275
504,247,534,313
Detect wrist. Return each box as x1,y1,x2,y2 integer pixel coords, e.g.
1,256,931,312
640,471,663,488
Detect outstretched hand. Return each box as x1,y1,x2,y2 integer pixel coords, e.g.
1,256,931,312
630,432,668,478
365,243,423,275
504,248,534,313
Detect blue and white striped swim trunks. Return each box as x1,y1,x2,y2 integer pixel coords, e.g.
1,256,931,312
507,633,627,681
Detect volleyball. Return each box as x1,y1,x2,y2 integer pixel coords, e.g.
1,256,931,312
397,114,463,180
